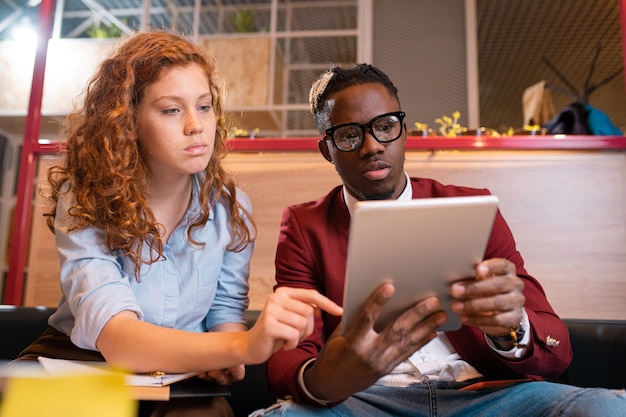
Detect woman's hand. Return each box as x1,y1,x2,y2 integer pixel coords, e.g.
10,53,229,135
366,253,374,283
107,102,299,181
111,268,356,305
244,287,342,364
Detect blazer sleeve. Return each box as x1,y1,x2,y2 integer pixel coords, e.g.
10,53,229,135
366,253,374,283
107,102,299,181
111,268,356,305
266,205,331,402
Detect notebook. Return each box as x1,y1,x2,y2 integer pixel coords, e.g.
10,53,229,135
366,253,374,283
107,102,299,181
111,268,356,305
37,356,202,401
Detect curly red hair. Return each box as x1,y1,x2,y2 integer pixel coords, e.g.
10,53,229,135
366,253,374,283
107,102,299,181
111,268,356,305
45,30,254,279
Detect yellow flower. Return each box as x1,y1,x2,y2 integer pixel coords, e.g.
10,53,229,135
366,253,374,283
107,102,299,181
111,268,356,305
435,111,464,137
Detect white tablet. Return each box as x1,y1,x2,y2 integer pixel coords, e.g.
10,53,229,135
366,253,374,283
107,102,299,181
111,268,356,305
340,195,499,334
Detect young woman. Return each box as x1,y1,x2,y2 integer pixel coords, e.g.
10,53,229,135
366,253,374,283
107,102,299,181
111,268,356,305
16,31,341,416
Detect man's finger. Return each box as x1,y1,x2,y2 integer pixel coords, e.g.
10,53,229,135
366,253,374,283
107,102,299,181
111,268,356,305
350,282,395,336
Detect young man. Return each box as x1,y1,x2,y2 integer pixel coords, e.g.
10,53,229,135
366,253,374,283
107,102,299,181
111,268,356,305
254,64,626,416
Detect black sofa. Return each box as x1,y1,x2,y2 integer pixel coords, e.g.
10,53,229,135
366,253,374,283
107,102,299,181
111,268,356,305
1,305,625,417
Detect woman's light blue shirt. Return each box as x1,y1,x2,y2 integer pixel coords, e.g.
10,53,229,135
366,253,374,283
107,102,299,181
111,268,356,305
48,175,253,351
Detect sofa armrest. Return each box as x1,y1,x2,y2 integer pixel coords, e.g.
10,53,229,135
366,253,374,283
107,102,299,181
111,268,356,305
0,305,55,361
560,318,626,389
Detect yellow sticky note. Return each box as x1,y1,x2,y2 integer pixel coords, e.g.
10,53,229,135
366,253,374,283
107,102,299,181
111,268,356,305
0,372,137,417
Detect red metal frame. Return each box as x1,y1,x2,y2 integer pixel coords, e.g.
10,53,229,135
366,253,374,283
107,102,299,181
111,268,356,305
3,0,56,305
4,1,626,306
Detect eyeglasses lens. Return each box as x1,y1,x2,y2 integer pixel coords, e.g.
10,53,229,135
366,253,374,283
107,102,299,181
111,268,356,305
372,115,402,141
334,126,362,151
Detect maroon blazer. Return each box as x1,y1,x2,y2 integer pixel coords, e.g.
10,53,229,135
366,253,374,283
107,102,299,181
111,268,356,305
267,177,572,404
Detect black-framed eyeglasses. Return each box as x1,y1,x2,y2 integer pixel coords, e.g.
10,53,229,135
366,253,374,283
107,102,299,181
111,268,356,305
324,111,406,152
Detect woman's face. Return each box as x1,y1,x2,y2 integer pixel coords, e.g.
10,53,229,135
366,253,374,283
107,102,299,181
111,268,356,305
136,63,216,180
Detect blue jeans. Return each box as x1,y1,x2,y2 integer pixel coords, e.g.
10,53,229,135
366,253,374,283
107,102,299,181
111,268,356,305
251,381,626,417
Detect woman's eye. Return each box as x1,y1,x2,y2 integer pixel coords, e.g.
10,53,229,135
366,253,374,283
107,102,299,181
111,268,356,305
163,108,180,115
198,105,212,112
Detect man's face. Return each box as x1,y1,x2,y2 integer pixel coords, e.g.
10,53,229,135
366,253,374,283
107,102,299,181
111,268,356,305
319,83,407,201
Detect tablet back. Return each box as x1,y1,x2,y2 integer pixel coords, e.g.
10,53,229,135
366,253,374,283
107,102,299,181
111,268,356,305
341,195,499,334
